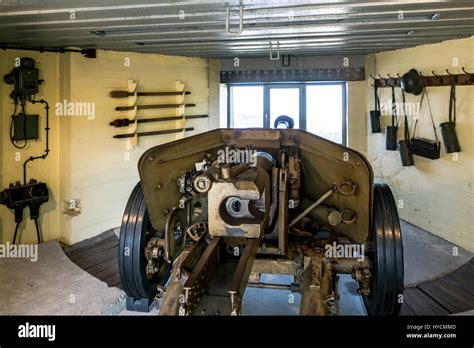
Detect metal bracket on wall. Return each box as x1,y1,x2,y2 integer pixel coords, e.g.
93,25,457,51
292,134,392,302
175,80,187,141
124,79,138,149
269,41,280,61
225,6,244,35
282,54,291,67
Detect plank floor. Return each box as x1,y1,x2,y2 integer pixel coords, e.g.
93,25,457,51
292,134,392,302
401,258,474,315
62,230,122,289
63,231,474,315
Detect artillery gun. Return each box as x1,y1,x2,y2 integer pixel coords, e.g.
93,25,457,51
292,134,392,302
118,128,403,316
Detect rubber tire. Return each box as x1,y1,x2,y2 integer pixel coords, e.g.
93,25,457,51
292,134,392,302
363,183,404,316
274,115,294,129
118,183,171,300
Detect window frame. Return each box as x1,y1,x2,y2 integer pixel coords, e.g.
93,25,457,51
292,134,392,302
226,81,347,146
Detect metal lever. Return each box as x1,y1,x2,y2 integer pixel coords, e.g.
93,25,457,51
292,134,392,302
289,186,336,227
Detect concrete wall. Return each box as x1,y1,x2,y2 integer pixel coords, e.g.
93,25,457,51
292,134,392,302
0,49,218,245
366,36,474,252
347,81,367,155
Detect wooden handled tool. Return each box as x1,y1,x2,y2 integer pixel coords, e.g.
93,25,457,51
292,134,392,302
113,127,194,139
110,90,191,98
115,103,196,111
109,114,208,128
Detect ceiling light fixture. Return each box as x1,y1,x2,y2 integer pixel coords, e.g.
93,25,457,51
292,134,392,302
430,13,441,20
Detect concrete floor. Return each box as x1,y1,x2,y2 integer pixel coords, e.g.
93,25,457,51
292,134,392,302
401,220,472,286
242,273,367,315
0,241,124,315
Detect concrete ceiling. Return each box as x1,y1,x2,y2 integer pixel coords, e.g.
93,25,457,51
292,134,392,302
0,0,473,58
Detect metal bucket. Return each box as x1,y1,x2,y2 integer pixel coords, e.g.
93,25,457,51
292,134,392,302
398,139,414,166
440,122,461,153
369,110,381,133
386,126,398,151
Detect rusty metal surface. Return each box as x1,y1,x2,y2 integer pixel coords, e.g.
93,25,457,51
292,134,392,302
277,168,289,254
158,238,208,315
182,236,222,314
251,258,296,275
299,254,333,315
228,238,260,314
139,128,373,243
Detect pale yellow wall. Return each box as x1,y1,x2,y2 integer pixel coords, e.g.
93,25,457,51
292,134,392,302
66,51,214,244
208,59,221,130
0,49,218,245
347,81,367,155
366,36,474,252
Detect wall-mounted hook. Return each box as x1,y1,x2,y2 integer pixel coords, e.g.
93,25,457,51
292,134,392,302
446,69,457,84
369,73,376,80
462,67,472,75
377,74,387,87
430,70,442,86
225,6,244,35
446,69,456,76
387,73,397,87
461,67,473,83
269,41,280,61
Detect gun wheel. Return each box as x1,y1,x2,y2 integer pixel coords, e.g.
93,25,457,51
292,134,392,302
363,183,404,316
118,183,171,300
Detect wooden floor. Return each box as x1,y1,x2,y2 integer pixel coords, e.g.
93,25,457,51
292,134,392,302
62,230,122,289
63,231,474,315
400,258,474,315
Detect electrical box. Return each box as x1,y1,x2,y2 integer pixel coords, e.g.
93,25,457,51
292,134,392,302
1,181,49,211
12,114,39,141
17,63,39,95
